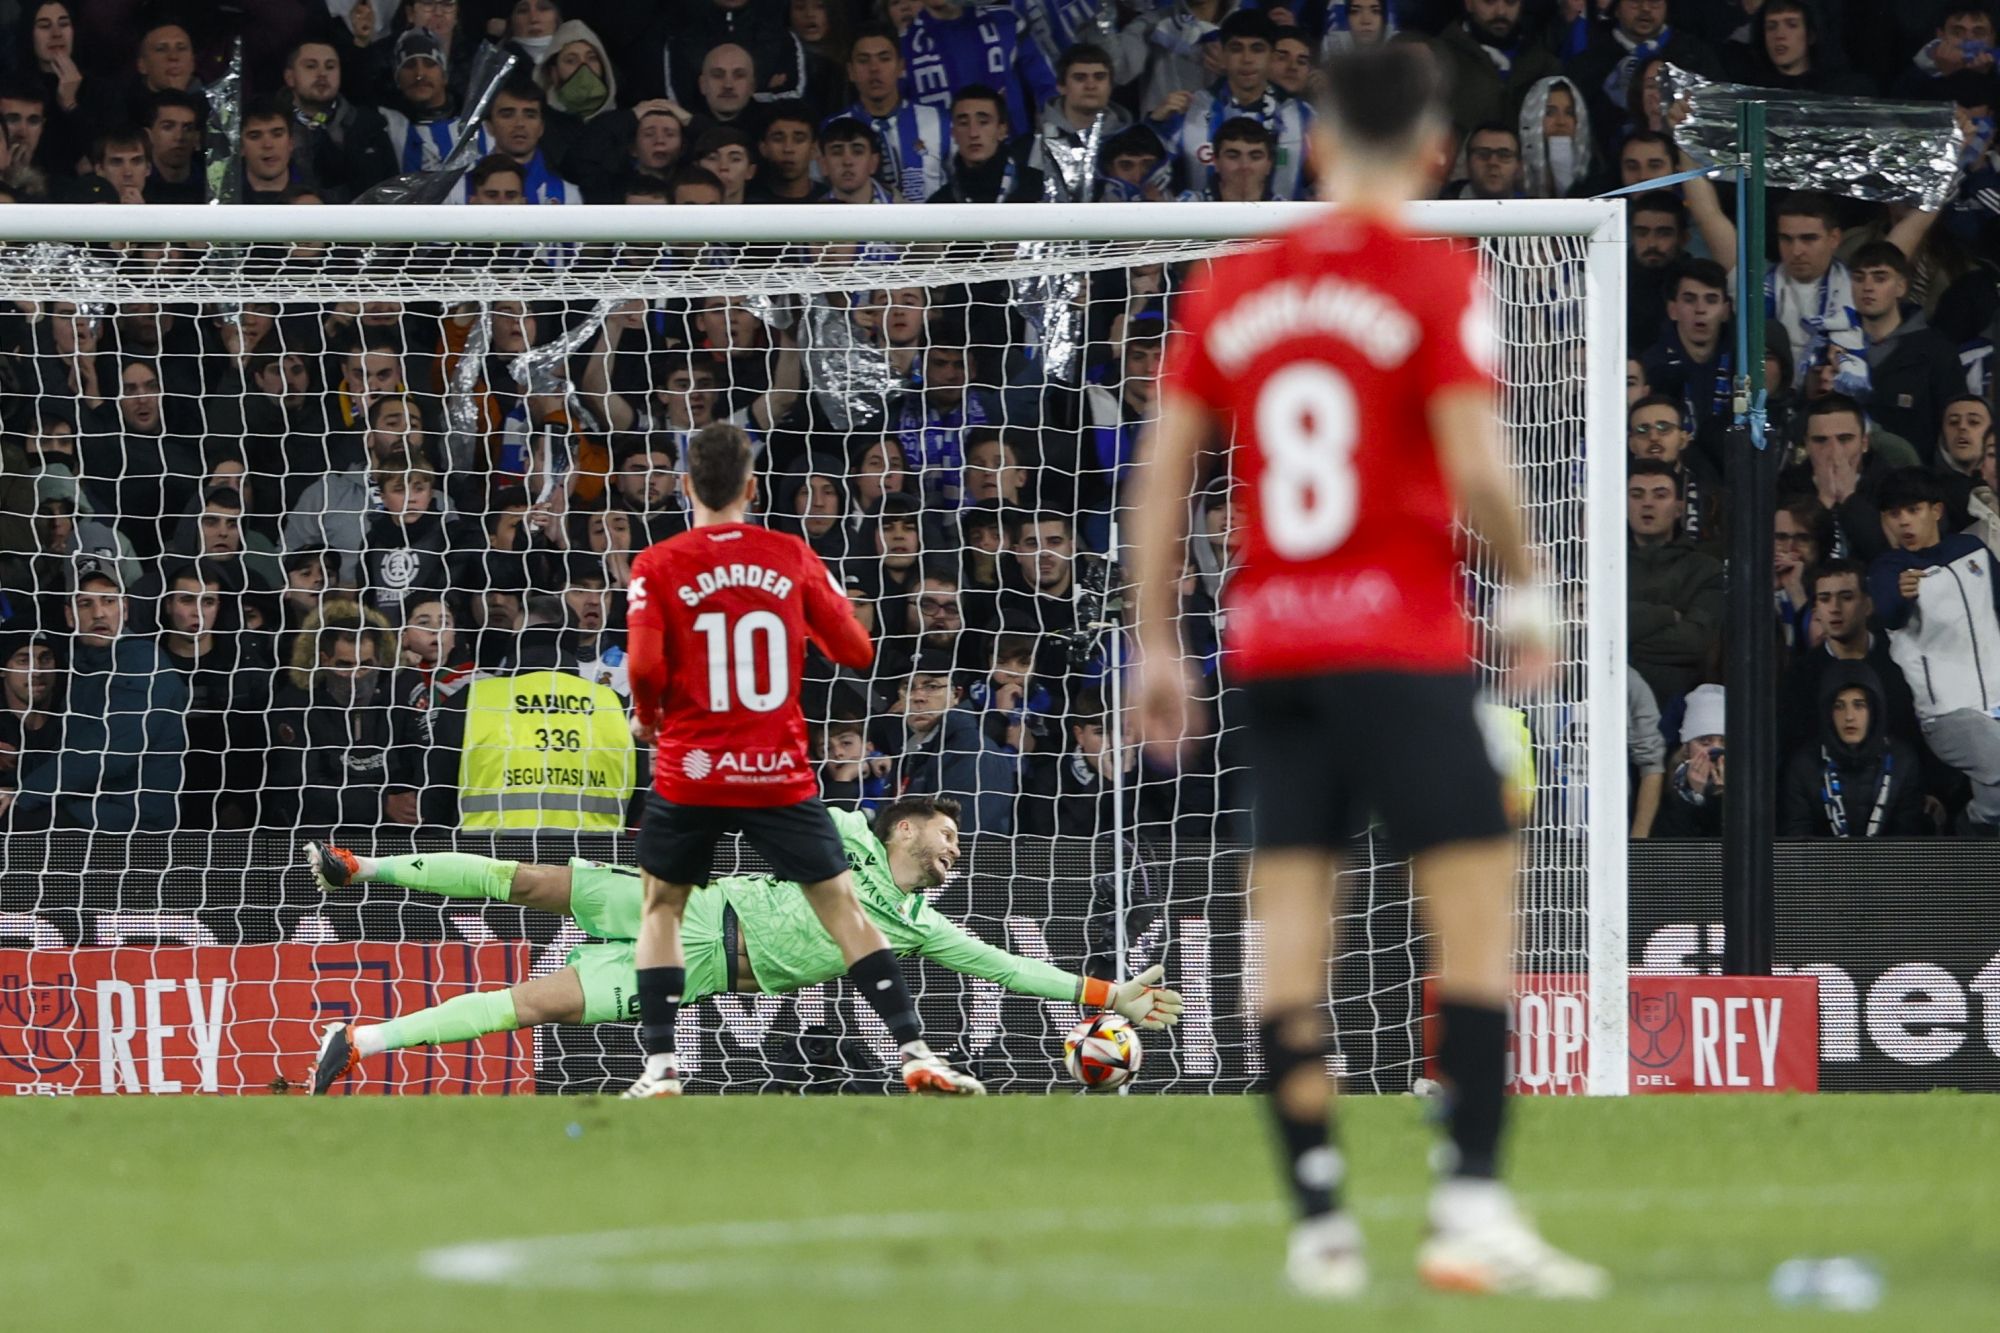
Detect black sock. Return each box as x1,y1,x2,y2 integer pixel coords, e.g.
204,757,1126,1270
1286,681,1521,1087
1436,1000,1508,1179
845,948,923,1047
636,965,686,1058
1259,1008,1343,1220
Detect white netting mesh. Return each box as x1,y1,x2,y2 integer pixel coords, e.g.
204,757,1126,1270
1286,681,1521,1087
0,219,1600,1096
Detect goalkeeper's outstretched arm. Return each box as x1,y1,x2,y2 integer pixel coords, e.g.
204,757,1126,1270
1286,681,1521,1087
913,917,1184,1030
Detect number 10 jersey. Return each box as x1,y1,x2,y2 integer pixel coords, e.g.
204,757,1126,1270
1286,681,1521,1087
626,522,874,806
1162,210,1497,680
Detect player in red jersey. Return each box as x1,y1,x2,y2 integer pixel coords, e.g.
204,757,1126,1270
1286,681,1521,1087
620,422,982,1098
1131,46,1604,1300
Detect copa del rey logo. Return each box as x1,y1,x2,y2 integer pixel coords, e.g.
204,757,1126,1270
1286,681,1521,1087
682,749,799,782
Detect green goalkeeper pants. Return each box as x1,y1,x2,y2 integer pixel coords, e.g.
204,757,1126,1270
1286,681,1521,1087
565,860,731,1025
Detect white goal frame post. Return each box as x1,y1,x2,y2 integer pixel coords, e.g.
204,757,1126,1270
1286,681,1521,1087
0,199,1628,1095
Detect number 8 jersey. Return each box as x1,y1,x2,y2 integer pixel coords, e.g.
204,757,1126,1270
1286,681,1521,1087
1162,211,1497,679
625,522,875,806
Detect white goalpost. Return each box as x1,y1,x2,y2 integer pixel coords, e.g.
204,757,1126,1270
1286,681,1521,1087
0,200,1625,1097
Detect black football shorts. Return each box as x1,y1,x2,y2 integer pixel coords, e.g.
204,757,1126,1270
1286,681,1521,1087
635,791,851,887
1238,669,1513,857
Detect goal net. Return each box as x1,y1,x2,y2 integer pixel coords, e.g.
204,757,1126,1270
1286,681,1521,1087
0,202,1625,1097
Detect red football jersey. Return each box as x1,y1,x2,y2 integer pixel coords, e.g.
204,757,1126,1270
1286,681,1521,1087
1163,210,1495,679
625,522,873,806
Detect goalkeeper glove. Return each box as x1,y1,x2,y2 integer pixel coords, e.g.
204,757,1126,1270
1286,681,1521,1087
1081,965,1184,1030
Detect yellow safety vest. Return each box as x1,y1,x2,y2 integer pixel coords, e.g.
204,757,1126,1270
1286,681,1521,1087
458,670,635,831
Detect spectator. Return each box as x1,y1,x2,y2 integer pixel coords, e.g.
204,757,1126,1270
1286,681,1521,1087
1114,0,1226,114
379,28,460,174
1780,662,1928,836
163,485,283,593
562,554,627,695
1893,4,1999,100
1441,123,1523,201
535,20,618,123
81,357,203,555
1627,458,1726,708
850,435,912,516
279,37,397,202
928,86,1045,202
1767,193,1939,378
1780,557,1921,764
1868,467,2000,833
9,562,185,833
1626,191,1688,352
79,125,149,204
1269,31,1313,98
0,625,63,798
818,117,890,204
1615,128,1673,190
817,713,893,812
1427,0,1560,146
652,0,793,116
1778,395,1895,564
141,89,205,204
457,73,581,205
267,598,396,829
841,23,946,202
1773,493,1834,652
1627,394,1720,550
901,0,1056,133
1000,508,1083,686
1519,76,1594,199
1638,257,1742,468
1628,671,1665,837
1152,10,1312,201
879,647,1017,833
893,337,1001,504
18,2,87,175
286,394,434,585
383,591,473,827
240,99,306,203
1565,0,1721,160
1040,43,1131,164
964,433,1032,509
689,42,765,132
749,109,824,202
157,558,272,828
1181,116,1276,202
964,630,1055,755
866,491,926,641
696,126,759,205
1938,396,1995,518
1728,0,1874,94
1654,683,1727,838
1842,241,1966,458
359,457,473,618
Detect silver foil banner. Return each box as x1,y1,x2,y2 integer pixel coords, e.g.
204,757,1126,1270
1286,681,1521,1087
0,241,114,318
507,298,616,398
1662,64,1963,209
1012,113,1104,387
444,303,491,474
204,38,244,205
804,293,894,433
356,44,520,205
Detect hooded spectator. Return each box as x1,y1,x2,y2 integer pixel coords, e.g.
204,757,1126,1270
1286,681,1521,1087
1779,661,1927,836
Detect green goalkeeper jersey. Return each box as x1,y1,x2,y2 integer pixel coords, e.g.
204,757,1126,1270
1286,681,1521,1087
566,808,1081,1004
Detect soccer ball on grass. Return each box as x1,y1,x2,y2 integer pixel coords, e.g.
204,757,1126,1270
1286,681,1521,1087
1064,1013,1143,1091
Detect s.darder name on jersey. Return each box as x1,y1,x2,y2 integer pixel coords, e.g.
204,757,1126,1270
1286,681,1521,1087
677,563,797,606
1206,276,1419,373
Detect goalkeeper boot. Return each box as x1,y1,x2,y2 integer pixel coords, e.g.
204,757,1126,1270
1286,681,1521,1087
900,1049,985,1096
305,840,363,891
620,1055,683,1099
308,1022,361,1096
1417,1179,1609,1300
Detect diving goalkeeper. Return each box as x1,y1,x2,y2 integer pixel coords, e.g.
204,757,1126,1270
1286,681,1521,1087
303,794,1182,1093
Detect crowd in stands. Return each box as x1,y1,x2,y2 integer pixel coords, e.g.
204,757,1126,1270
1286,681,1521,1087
0,0,1996,843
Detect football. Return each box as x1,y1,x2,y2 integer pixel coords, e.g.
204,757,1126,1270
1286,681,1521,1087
1064,1013,1144,1091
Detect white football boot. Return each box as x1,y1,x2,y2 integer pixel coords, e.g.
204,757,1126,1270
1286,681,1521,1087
1416,1179,1609,1299
1284,1211,1368,1300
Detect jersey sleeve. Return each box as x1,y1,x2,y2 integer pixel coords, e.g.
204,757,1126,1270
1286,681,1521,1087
829,805,875,853
798,541,875,669
624,547,668,725
912,906,1082,1002
1416,247,1497,399
1160,259,1227,412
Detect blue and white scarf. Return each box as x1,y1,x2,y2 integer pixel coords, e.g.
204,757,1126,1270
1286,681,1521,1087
1606,27,1671,113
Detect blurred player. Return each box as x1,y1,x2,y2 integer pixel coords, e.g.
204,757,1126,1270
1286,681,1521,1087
1129,45,1605,1300
621,422,980,1097
302,796,1181,1093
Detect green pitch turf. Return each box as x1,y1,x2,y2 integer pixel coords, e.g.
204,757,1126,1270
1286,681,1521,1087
2,1094,1992,1332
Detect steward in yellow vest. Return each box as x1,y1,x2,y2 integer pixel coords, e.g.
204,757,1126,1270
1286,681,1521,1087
458,664,636,830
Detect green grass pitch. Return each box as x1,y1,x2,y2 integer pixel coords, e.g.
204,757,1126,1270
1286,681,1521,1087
2,1094,1993,1332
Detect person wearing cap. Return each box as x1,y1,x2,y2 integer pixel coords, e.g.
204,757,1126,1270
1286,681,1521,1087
1147,9,1314,201
7,563,186,833
0,626,62,800
378,27,461,174
877,647,1017,834
1654,683,1727,838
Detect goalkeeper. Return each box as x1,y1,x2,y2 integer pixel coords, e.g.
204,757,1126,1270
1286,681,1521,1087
303,794,1182,1093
